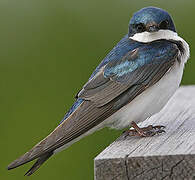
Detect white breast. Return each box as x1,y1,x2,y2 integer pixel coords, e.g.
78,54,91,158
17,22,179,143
105,30,190,129
106,60,184,129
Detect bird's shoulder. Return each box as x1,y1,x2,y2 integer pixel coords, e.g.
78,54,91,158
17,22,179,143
89,35,179,83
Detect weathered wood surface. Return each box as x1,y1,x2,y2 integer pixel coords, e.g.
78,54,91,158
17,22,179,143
94,86,195,180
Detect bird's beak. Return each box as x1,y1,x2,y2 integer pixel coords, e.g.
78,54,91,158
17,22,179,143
146,22,159,33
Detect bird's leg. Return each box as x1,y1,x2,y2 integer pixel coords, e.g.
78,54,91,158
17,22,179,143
124,121,165,137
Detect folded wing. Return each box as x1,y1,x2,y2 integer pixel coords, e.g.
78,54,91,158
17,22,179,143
7,40,179,175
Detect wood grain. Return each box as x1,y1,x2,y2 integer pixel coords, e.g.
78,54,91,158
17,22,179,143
94,86,195,180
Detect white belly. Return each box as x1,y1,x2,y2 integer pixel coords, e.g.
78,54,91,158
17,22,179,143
105,61,184,129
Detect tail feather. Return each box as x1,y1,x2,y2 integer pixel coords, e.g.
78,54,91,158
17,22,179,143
7,148,43,170
24,152,53,176
7,134,55,171
7,150,53,176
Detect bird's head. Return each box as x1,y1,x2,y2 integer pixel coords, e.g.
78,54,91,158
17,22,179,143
128,7,176,42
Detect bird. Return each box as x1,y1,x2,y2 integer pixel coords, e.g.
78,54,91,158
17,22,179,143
7,6,190,176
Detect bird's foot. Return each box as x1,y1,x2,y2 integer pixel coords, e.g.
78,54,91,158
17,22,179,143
124,121,165,137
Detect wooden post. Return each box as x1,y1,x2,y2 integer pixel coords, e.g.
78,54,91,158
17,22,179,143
94,86,195,180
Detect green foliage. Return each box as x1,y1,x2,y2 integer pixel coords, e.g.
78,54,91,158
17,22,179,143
1,0,195,179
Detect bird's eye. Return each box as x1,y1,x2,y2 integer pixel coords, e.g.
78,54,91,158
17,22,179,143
159,20,169,29
136,23,145,32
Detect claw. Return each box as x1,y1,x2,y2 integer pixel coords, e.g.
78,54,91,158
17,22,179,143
157,129,166,134
124,121,166,137
153,125,166,129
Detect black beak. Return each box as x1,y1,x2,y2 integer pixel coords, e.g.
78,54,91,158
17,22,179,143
146,23,159,32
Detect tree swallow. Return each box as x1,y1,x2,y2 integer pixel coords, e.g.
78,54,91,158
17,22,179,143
7,7,190,176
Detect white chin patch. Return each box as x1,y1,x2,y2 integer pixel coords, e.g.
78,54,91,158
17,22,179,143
130,29,190,64
129,30,179,43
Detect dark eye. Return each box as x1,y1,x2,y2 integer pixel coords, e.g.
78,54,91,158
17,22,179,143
159,20,169,29
136,23,145,32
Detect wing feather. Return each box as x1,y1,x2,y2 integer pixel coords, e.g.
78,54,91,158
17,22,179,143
7,39,180,172
78,42,178,107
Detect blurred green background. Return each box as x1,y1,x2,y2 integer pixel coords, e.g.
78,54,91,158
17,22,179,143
1,0,195,179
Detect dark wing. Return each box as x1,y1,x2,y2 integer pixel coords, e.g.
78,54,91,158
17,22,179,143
7,40,179,175
78,42,179,107
7,99,116,174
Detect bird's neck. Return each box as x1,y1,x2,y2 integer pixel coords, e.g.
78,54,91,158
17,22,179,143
130,30,190,64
